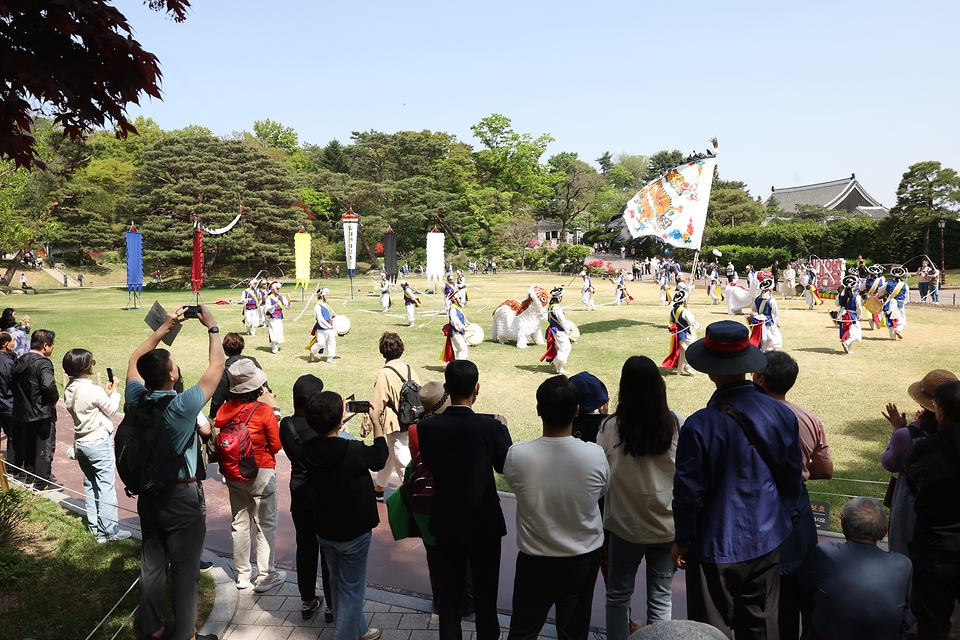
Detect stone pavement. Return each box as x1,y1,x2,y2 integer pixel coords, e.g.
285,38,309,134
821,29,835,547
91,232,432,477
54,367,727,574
201,553,565,640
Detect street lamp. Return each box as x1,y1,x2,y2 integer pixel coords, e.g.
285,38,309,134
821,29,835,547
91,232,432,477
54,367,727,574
939,218,947,286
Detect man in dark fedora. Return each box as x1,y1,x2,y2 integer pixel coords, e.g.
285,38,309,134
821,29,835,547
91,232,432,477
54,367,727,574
671,320,802,639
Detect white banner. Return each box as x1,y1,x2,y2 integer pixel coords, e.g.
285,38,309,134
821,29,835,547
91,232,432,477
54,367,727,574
342,209,359,275
623,156,716,251
426,231,445,286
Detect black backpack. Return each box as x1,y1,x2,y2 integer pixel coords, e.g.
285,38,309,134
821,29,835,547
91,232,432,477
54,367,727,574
115,396,192,498
385,365,422,428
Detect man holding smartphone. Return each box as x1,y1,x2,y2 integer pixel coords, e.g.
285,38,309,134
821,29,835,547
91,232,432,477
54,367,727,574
125,304,224,640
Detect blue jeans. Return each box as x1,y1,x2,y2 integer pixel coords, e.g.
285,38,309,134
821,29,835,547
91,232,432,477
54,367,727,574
319,530,372,640
75,436,121,539
605,534,675,639
931,283,940,303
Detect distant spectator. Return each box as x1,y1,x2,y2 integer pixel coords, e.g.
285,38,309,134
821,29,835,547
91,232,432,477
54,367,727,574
0,308,30,357
11,329,59,489
418,360,513,640
503,375,610,640
754,351,833,640
800,497,911,640
905,379,960,638
672,321,802,637
19,273,26,289
364,332,419,502
279,374,333,621
77,272,84,286
599,356,681,637
302,390,387,640
216,359,285,593
62,348,130,542
0,332,15,466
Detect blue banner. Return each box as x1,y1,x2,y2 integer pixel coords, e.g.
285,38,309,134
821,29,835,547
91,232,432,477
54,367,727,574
126,231,143,292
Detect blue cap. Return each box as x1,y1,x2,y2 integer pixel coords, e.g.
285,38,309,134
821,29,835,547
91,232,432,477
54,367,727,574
569,372,609,413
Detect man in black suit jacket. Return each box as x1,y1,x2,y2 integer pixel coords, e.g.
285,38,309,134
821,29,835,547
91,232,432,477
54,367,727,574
418,360,513,640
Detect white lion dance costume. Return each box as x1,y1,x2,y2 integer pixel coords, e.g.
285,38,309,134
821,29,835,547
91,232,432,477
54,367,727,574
491,285,549,349
725,273,759,316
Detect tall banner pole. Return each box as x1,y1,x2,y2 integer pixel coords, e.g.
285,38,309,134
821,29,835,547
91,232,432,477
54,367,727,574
342,208,359,300
294,226,311,302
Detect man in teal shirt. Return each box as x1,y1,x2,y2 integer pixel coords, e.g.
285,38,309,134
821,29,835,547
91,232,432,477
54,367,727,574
126,305,224,640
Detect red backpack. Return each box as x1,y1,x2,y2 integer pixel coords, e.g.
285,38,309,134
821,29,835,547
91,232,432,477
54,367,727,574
215,402,262,482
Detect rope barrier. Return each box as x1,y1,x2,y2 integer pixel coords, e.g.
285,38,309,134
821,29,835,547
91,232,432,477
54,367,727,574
83,577,140,640
3,458,137,513
108,605,139,640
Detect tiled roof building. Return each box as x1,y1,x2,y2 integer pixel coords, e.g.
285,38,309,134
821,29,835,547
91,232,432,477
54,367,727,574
764,174,888,218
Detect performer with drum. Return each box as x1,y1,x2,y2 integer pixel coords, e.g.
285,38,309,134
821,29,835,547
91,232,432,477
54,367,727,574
801,265,823,309
264,281,291,354
884,266,909,340
747,274,782,353
863,265,886,330
455,269,470,306
836,275,863,354
580,271,596,311
401,280,420,327
613,269,629,306
309,287,338,363
662,287,700,376
379,272,392,313
540,286,572,374
708,263,723,305
242,279,260,335
443,274,456,310
441,291,469,362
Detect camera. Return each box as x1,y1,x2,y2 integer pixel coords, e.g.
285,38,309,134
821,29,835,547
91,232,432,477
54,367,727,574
346,400,371,414
183,305,202,319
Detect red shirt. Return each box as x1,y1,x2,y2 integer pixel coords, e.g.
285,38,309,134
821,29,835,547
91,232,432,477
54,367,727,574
216,400,281,469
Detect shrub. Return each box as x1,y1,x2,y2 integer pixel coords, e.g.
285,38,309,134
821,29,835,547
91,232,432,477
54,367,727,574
0,488,30,547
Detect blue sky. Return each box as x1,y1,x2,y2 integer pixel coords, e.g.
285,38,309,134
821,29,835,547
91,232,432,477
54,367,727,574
122,0,960,208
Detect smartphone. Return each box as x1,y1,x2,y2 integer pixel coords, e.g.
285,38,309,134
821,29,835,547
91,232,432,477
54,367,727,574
346,400,371,414
106,367,114,383
183,305,202,319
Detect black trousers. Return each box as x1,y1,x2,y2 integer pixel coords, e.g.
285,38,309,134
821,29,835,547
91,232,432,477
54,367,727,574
425,542,474,613
912,551,960,640
291,509,331,605
437,533,502,640
687,547,781,640
507,549,600,640
13,418,55,484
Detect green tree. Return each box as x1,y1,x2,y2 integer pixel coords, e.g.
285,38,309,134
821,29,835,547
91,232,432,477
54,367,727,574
539,153,603,242
253,119,300,153
793,203,833,225
890,161,960,257
596,151,613,175
120,136,302,275
644,150,685,182
707,169,766,227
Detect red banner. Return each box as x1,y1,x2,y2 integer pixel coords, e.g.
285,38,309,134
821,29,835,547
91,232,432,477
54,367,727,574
191,226,203,294
812,258,845,291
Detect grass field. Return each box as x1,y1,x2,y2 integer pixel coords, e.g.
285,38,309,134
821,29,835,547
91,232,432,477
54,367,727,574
6,272,958,529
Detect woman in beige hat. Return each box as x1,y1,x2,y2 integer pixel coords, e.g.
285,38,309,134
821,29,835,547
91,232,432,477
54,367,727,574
881,368,959,556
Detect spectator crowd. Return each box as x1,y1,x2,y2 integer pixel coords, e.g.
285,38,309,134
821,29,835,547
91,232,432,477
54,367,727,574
3,301,960,640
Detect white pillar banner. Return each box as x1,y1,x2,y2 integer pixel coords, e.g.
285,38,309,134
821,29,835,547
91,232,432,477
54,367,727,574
426,231,445,288
342,208,359,277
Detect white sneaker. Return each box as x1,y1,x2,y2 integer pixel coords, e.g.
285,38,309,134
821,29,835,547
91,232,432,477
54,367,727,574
97,529,132,543
254,570,286,593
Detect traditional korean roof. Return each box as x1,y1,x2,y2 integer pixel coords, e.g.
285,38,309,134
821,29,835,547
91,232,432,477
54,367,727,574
764,174,883,214
851,206,891,220
535,219,562,230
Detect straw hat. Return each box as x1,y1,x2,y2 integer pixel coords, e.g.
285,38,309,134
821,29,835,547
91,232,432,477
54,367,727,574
908,369,959,412
418,381,451,416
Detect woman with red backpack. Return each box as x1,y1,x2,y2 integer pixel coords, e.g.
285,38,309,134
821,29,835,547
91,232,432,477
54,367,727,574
214,359,284,593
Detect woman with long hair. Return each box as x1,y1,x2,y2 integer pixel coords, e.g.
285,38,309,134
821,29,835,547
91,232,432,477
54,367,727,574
598,355,682,638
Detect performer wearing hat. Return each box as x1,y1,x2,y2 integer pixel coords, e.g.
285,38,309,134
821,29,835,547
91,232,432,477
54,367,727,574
455,269,469,306
402,281,420,327
614,269,630,306
663,288,700,376
540,287,572,374
747,275,782,353
708,264,723,305
801,265,823,309
264,282,290,354
580,271,596,311
379,272,392,313
658,268,672,306
257,279,269,328
309,288,337,363
884,266,909,340
441,292,469,362
443,274,456,310
836,275,863,354
862,265,886,330
672,320,802,638
242,279,261,335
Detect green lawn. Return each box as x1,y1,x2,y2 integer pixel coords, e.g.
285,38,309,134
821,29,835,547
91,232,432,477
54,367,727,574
7,272,958,529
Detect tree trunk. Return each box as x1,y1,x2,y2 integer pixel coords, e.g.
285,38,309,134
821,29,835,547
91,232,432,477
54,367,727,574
923,222,931,258
2,248,27,287
436,216,463,248
357,227,378,264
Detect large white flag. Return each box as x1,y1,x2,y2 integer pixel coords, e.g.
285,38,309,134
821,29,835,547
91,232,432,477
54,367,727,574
426,230,445,287
623,153,716,251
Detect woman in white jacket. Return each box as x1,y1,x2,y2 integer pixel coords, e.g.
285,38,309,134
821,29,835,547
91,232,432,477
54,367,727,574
63,349,130,542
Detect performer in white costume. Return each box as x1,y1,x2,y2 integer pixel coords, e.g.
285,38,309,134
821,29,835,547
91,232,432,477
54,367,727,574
257,279,269,327
378,272,392,312
747,275,782,353
884,266,909,340
836,274,863,354
309,288,337,363
443,274,456,310
614,269,628,306
781,264,797,300
863,264,886,330
455,269,469,306
663,287,700,376
708,264,723,305
241,279,260,335
658,269,671,306
540,286,571,374
264,281,290,353
442,292,469,361
401,280,420,327
579,271,596,311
